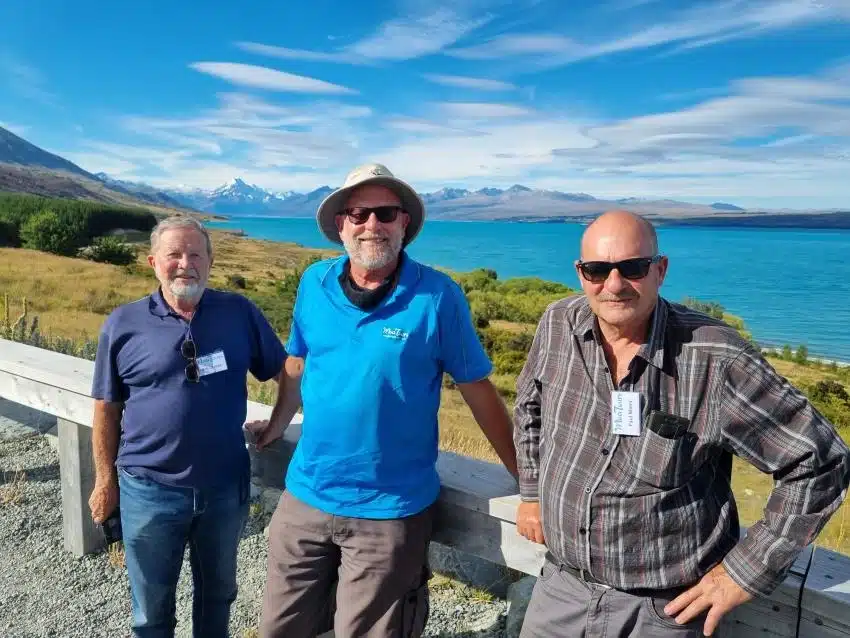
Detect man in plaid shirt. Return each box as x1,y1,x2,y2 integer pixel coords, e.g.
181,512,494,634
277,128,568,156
514,210,850,637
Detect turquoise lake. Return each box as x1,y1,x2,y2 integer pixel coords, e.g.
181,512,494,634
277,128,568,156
206,216,850,363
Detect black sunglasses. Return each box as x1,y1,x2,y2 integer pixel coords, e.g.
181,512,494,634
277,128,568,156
577,255,663,283
339,205,403,225
181,337,199,383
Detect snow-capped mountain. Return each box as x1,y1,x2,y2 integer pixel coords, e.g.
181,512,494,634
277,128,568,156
93,173,758,221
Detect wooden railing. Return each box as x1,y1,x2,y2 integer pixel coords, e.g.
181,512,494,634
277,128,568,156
1,337,849,637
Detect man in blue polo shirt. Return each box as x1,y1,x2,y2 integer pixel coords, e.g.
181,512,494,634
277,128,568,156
89,215,286,638
250,163,518,637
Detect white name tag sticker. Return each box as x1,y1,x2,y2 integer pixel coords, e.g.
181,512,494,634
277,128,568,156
611,391,641,436
196,349,228,377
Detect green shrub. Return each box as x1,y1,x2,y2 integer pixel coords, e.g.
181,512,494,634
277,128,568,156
0,219,18,247
0,192,157,253
20,210,87,256
80,236,137,266
227,274,247,289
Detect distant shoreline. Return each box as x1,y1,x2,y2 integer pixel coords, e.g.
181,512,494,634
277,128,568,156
207,213,850,231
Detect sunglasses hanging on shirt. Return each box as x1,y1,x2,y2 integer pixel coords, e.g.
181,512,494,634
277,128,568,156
181,336,199,383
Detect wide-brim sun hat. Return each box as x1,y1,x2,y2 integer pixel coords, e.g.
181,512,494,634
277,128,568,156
316,163,426,246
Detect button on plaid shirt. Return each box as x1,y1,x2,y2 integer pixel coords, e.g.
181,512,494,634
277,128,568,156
514,295,850,596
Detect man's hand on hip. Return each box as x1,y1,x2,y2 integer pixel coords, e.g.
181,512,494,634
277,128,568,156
89,479,119,524
516,501,546,545
664,562,753,636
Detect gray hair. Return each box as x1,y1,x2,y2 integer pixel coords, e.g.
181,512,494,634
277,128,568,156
150,215,213,258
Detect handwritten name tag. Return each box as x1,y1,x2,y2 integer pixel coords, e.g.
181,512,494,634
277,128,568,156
611,391,641,436
196,349,228,377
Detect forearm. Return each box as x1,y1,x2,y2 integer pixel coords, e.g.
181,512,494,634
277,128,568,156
92,400,123,485
458,379,518,478
269,356,304,430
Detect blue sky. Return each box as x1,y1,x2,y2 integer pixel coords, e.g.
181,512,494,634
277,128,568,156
1,0,848,208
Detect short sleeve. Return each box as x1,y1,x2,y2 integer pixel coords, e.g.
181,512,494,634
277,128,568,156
437,280,492,383
285,275,308,358
91,315,127,402
246,299,287,382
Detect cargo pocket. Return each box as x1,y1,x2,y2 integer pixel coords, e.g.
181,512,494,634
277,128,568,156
401,569,430,638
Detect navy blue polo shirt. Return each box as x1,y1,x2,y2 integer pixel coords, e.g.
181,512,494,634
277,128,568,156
285,253,493,519
91,288,286,488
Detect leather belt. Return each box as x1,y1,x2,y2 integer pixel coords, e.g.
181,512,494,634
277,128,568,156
546,552,610,588
544,552,690,599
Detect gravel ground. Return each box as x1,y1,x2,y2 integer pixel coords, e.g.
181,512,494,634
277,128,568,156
0,416,507,637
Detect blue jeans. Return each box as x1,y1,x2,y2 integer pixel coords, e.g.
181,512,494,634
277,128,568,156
118,468,250,638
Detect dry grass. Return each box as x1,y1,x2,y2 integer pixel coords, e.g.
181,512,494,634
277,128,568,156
0,231,332,340
108,543,126,569
0,469,27,506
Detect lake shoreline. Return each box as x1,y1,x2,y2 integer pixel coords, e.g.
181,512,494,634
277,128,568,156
203,225,850,367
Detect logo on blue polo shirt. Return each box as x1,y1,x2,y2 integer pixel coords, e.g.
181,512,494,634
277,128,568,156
381,326,409,341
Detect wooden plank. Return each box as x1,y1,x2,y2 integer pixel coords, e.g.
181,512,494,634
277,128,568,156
800,546,850,636
0,369,95,426
0,338,94,396
431,498,547,577
719,574,804,637
57,418,102,556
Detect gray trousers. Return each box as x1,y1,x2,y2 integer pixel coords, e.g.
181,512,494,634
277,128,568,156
520,558,710,637
260,490,433,638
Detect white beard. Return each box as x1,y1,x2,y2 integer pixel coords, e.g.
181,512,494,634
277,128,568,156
168,279,205,302
343,229,404,270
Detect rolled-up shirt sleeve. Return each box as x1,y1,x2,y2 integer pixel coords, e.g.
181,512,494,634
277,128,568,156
513,309,549,502
719,345,850,596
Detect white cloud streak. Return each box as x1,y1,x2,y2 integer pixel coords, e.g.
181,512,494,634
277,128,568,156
236,9,491,65
448,0,848,66
189,62,357,94
423,73,517,90
435,102,533,117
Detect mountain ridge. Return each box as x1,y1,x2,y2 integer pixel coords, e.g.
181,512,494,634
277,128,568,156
1,125,845,222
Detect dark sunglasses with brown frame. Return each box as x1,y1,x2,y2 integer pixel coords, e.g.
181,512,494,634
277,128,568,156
576,255,664,283
338,205,404,225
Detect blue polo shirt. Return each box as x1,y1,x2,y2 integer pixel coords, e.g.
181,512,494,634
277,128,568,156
91,288,286,488
285,253,493,519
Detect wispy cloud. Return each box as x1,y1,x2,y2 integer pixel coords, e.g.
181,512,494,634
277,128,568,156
73,93,372,188
189,62,357,94
423,73,517,91
0,55,56,105
236,8,491,65
448,0,847,66
435,102,533,117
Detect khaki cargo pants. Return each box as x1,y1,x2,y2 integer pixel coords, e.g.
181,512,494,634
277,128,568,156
260,490,433,638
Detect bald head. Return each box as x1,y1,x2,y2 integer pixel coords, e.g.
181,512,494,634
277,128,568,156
581,210,658,259
576,210,667,337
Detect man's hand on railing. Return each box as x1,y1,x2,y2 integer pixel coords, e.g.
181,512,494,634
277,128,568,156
516,500,546,545
89,479,119,525
244,419,284,451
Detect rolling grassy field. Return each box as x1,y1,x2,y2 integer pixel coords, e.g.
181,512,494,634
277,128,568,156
2,231,849,554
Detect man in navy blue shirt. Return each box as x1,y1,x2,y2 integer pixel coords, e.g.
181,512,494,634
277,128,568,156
89,215,286,638
250,163,519,637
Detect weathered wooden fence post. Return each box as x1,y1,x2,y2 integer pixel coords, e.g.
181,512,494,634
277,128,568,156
57,417,103,556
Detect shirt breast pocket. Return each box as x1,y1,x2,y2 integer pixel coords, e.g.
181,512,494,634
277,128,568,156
618,428,698,490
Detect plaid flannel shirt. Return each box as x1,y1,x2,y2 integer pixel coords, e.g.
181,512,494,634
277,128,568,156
514,295,850,596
